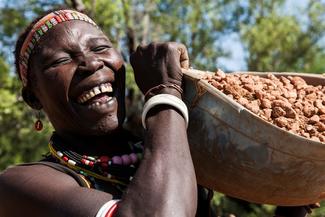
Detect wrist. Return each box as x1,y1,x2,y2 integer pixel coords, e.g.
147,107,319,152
142,94,189,130
157,87,182,99
144,83,183,101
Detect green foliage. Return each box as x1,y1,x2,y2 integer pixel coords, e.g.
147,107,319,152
0,0,61,171
211,192,276,216
242,14,302,71
81,0,232,70
148,0,229,69
0,54,52,171
82,0,126,46
241,0,325,73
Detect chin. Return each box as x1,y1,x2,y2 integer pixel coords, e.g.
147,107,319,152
88,114,121,135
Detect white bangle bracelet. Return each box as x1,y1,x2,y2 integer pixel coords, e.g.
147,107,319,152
142,94,189,130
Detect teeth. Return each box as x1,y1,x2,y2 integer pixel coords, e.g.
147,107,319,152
94,87,100,95
100,84,113,93
100,84,106,92
87,97,114,109
77,83,113,104
89,91,95,98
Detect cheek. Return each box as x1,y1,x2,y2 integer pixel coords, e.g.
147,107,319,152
108,50,124,71
36,68,73,101
115,56,124,70
44,65,74,86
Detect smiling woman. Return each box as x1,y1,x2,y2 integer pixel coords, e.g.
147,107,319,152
26,20,125,136
0,8,197,217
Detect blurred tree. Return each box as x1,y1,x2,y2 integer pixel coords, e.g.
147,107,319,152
0,0,64,170
0,54,52,170
240,0,325,73
77,0,234,69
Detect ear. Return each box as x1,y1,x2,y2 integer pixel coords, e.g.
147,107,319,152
22,87,43,110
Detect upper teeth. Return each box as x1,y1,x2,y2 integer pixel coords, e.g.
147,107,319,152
77,83,113,103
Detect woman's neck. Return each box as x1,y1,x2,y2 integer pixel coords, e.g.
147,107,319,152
52,129,134,157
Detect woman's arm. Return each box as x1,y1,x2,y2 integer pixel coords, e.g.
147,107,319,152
115,42,197,217
0,164,113,217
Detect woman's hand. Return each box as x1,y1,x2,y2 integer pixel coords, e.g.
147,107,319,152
130,42,189,99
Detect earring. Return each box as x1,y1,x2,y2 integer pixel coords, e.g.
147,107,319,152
34,110,43,131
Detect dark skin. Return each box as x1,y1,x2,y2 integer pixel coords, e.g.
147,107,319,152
0,20,196,217
0,20,315,217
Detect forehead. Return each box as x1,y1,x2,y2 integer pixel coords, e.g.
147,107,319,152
35,20,108,53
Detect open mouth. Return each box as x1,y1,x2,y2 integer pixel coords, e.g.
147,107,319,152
76,82,115,108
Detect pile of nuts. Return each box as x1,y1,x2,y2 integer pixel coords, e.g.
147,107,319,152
205,70,325,143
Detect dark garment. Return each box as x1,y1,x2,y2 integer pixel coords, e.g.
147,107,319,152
196,185,214,217
275,206,308,217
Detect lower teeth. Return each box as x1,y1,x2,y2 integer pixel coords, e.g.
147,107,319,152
87,97,113,109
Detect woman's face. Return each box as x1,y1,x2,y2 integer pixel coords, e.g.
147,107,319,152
28,20,125,136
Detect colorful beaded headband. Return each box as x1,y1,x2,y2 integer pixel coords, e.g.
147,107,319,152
19,9,98,86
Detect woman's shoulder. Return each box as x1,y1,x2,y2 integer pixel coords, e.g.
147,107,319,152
0,163,81,194
0,163,86,216
0,163,113,216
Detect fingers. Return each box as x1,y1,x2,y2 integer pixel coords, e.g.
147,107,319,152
304,206,312,214
309,202,321,209
176,43,189,69
168,42,189,69
132,42,189,69
304,202,321,214
306,202,321,213
129,45,145,67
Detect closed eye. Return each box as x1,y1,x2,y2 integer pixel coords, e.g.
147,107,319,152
92,45,110,52
50,57,71,67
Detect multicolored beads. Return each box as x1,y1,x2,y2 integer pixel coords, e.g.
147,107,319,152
48,135,143,185
97,153,140,166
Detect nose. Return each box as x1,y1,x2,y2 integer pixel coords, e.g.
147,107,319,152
77,54,104,74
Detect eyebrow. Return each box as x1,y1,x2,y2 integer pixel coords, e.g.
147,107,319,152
86,36,112,45
36,36,112,66
37,45,66,64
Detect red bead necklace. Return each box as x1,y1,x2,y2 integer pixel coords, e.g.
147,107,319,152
48,134,143,186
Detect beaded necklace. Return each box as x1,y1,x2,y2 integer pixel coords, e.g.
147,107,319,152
48,134,143,187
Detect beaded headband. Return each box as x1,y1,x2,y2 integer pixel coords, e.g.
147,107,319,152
19,9,98,86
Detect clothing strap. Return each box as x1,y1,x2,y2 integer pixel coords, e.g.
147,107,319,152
18,161,90,188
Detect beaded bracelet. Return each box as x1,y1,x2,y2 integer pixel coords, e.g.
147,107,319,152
142,94,189,129
144,83,183,101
